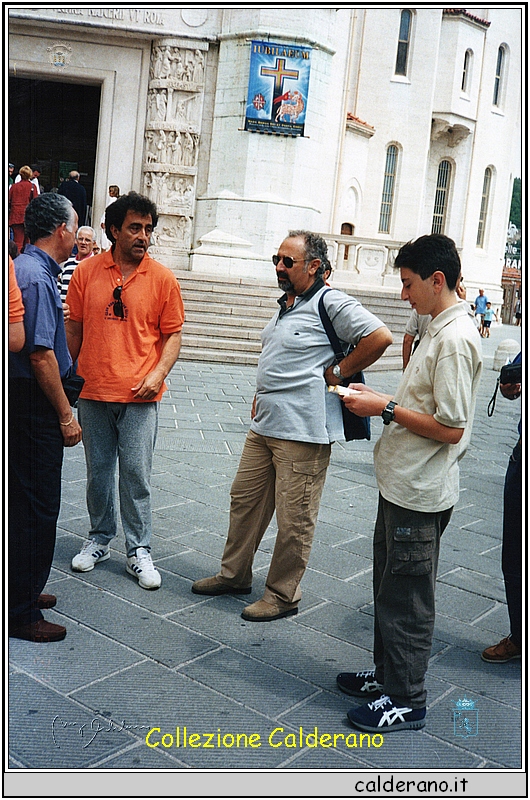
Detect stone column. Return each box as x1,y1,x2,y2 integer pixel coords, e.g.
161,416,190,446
142,38,207,269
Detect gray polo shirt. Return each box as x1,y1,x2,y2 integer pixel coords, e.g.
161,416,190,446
251,281,386,444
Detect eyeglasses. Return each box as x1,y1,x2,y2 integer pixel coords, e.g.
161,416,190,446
272,255,306,269
113,286,124,318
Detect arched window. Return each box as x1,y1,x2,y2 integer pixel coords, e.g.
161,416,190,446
395,10,412,76
431,161,452,234
461,49,473,93
476,167,492,247
379,145,399,233
493,46,505,106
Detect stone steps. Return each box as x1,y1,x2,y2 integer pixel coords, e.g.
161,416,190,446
175,272,409,371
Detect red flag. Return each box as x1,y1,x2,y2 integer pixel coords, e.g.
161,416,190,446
273,90,290,105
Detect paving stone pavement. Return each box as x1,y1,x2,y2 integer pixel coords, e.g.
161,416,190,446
9,323,521,772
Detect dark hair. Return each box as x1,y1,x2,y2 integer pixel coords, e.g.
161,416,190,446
24,194,76,244
8,238,19,259
288,229,331,278
394,234,461,290
105,191,158,245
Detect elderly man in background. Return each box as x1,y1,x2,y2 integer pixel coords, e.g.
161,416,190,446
58,170,87,226
59,225,97,301
9,193,82,643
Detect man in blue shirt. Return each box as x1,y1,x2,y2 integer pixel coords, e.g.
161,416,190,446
474,288,488,336
9,193,82,643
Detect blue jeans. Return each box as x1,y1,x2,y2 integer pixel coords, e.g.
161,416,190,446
373,495,452,708
77,400,158,557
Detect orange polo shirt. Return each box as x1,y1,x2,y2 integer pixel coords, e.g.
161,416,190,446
66,249,184,403
9,256,25,323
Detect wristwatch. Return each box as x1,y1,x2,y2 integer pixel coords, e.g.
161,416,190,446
381,400,397,425
332,364,345,380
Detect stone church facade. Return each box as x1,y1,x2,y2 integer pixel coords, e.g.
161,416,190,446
8,7,521,307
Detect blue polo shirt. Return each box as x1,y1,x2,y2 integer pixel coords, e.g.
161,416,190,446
9,244,72,380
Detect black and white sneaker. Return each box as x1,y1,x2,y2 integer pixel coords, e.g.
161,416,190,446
71,540,110,572
336,669,384,697
348,694,426,732
126,548,161,590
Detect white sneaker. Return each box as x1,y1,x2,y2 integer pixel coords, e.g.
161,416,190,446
71,539,110,572
126,548,161,590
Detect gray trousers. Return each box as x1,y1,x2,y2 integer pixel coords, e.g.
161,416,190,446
78,400,158,557
373,494,452,708
218,429,331,607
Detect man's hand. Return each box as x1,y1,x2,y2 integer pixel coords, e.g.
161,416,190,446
29,346,83,447
131,370,165,400
342,383,463,444
131,330,182,401
62,302,70,323
324,326,393,386
60,415,82,447
342,384,392,417
500,382,521,400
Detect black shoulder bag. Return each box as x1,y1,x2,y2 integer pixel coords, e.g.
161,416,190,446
318,289,371,441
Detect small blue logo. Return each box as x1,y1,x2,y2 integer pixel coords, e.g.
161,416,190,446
453,696,478,738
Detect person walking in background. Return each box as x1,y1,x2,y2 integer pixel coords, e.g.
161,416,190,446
58,170,87,226
14,163,42,195
100,184,120,251
482,302,498,338
474,288,488,337
9,166,38,252
58,226,97,301
514,298,521,326
9,193,82,643
66,192,184,590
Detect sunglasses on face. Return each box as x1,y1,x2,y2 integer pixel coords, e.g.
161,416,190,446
113,286,124,318
271,255,306,269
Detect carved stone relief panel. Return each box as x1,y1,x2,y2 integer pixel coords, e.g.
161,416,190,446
143,39,207,260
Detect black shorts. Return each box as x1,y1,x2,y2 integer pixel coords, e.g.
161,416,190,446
483,320,492,328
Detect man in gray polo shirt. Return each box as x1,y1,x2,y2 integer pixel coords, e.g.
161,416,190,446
192,230,392,621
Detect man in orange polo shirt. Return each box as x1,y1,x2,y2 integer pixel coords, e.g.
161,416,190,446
66,192,184,589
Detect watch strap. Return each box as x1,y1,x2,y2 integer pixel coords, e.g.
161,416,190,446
382,400,397,425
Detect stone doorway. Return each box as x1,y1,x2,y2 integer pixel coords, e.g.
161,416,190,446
8,77,101,224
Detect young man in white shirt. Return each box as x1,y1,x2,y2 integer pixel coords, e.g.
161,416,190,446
336,234,482,732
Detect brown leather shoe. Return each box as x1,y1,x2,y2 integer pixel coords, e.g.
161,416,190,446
37,594,57,610
9,619,66,643
191,575,251,596
481,636,521,663
241,599,298,622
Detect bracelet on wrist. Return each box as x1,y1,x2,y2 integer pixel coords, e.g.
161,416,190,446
60,413,75,427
